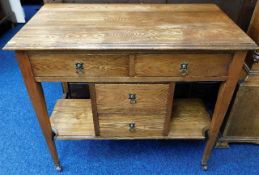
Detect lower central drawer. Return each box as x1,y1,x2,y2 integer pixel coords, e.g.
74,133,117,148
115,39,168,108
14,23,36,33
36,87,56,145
95,84,169,115
99,114,165,137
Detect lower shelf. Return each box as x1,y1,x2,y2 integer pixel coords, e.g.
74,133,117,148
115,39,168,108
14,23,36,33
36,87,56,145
50,99,95,138
50,99,210,140
169,99,210,139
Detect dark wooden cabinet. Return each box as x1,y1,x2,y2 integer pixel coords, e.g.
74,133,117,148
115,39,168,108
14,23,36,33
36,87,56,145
43,0,165,3
21,0,42,4
221,85,259,140
0,2,12,35
0,4,4,19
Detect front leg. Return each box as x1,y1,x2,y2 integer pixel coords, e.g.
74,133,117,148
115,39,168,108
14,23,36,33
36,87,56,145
201,51,247,170
16,51,61,172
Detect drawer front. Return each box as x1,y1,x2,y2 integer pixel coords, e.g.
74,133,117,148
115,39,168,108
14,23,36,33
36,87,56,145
96,84,169,114
28,52,129,77
99,114,164,137
135,54,233,77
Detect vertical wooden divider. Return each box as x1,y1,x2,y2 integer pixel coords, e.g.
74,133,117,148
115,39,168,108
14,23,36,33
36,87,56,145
163,82,175,136
89,83,100,136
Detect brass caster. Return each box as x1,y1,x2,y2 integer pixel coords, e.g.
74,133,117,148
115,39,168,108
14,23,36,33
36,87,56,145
202,164,208,171
56,165,62,172
215,141,229,149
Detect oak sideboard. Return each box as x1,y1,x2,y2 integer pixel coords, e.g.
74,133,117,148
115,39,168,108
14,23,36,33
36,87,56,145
4,4,257,171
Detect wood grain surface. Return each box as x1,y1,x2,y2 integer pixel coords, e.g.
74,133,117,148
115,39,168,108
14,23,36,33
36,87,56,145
246,74,259,86
202,51,247,166
163,82,175,136
4,4,256,50
8,3,256,169
89,83,100,136
135,53,233,77
34,75,229,82
50,99,95,137
224,84,259,137
169,98,210,139
16,51,60,167
95,84,169,114
49,98,210,139
218,1,259,145
28,51,129,77
99,114,164,137
27,51,234,82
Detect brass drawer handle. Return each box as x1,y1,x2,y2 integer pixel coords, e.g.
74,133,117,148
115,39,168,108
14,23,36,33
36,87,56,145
75,62,84,74
253,50,259,62
128,93,137,104
129,122,136,132
179,63,188,76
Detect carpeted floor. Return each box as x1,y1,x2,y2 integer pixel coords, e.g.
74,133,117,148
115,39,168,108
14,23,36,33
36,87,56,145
0,5,258,175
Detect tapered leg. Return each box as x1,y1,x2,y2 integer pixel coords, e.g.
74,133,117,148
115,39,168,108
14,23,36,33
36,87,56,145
202,51,247,170
16,51,61,171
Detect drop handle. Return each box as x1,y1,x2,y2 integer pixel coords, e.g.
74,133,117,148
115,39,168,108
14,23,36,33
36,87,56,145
128,93,137,104
179,63,188,76
253,50,259,62
75,62,84,74
129,122,136,132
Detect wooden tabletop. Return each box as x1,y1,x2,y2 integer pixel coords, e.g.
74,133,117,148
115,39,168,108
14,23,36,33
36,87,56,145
4,4,257,51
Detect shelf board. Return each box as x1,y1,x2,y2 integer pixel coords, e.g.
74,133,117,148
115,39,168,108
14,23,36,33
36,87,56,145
50,99,95,139
169,99,210,139
50,99,210,140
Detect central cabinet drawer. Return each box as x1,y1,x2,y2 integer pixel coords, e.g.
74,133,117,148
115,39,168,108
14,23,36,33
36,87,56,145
135,54,233,77
99,114,164,137
28,52,129,77
95,84,169,114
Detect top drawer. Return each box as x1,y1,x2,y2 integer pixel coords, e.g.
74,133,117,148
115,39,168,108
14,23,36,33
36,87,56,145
28,52,129,77
135,54,233,77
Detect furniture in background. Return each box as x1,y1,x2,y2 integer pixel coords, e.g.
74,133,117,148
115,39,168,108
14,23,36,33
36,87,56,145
4,4,256,171
217,1,259,147
0,0,25,23
43,0,165,3
21,0,42,4
0,2,8,24
0,1,11,35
